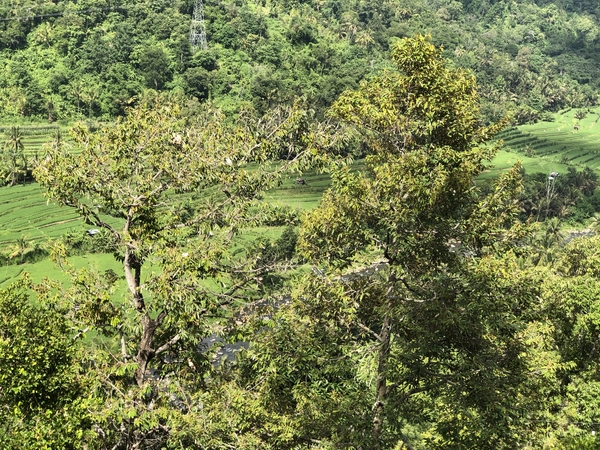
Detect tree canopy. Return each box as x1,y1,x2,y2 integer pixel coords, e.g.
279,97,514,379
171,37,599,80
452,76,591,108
197,35,549,449
29,91,338,447
3,32,600,449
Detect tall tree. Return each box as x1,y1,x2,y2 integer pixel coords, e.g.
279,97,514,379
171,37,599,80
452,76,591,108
536,235,600,448
33,93,335,447
291,35,543,448
0,278,89,449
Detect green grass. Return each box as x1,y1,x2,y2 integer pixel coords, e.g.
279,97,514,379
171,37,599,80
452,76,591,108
485,149,571,179
0,164,335,250
494,107,600,174
0,124,75,156
266,168,333,211
0,168,333,287
0,183,82,246
0,253,123,288
6,107,600,290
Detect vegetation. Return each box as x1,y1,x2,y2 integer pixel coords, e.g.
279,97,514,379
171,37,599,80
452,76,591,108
235,35,540,448
22,89,341,447
2,0,600,123
5,4,600,446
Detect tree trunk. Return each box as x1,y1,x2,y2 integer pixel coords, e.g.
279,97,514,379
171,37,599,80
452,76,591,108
373,310,391,449
124,247,145,311
123,246,159,386
373,269,396,449
134,312,165,386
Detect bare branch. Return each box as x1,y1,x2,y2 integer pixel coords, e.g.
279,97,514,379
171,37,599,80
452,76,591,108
84,205,122,240
155,334,181,356
120,327,129,361
357,321,383,342
72,327,90,341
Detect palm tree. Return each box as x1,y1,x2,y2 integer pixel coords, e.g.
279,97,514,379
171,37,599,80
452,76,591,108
34,22,54,48
355,30,375,48
532,219,565,266
545,217,565,247
8,234,31,264
82,81,100,119
3,126,26,186
70,80,85,116
4,126,23,153
338,12,359,42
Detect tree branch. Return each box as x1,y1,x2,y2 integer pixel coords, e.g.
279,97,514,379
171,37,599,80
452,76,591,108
80,204,121,240
155,333,180,356
357,321,383,342
72,327,90,341
120,327,129,361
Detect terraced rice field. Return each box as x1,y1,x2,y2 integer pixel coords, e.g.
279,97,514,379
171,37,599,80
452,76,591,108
0,162,335,250
0,183,81,246
0,170,333,291
0,121,97,156
0,121,331,253
0,252,123,288
3,109,600,259
495,107,600,174
266,169,333,211
0,124,66,155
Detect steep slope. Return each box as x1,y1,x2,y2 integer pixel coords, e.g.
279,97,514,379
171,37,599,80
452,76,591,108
0,0,599,123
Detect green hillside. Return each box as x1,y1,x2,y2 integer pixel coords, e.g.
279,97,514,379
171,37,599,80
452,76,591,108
0,183,79,245
2,0,600,124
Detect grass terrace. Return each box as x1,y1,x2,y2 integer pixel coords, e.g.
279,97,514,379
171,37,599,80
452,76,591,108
0,183,80,246
2,107,600,288
494,107,600,174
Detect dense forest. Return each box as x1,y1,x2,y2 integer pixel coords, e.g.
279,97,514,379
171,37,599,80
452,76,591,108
2,0,600,123
3,1,600,449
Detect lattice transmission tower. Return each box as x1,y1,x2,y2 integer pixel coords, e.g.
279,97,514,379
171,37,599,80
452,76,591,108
190,0,208,52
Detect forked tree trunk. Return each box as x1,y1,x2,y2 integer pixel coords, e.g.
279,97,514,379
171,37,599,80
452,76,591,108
134,312,166,386
123,246,158,386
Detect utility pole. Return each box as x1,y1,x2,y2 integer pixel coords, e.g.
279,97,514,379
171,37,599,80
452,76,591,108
190,0,208,52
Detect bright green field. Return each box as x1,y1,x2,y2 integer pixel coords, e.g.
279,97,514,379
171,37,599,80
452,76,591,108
494,107,600,174
266,170,333,211
0,124,74,156
0,183,81,246
485,149,572,180
2,109,600,288
3,106,600,251
0,163,333,249
0,253,123,288
0,161,334,289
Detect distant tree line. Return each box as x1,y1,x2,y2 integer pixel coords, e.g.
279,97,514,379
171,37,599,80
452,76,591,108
519,166,600,223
